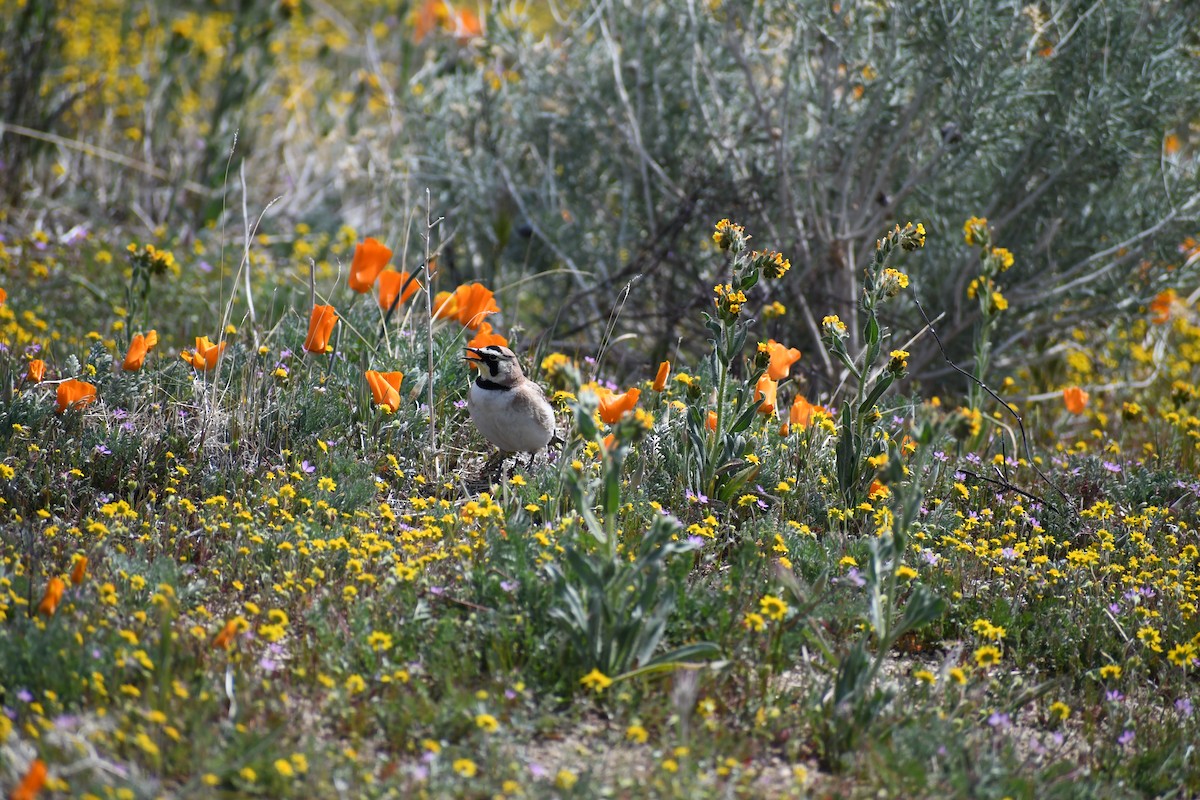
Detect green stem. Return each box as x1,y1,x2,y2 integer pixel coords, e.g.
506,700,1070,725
706,327,731,496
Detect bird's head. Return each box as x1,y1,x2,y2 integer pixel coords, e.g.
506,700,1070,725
465,345,523,386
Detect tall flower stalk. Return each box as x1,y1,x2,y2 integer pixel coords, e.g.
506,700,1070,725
688,220,791,501
824,222,925,513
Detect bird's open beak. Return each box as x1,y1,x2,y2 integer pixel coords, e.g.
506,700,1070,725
464,347,484,364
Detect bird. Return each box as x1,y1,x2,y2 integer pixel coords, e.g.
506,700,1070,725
464,345,557,468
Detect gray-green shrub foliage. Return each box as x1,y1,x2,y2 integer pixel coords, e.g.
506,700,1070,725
394,0,1200,390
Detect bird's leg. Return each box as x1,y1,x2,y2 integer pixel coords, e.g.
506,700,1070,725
525,450,536,470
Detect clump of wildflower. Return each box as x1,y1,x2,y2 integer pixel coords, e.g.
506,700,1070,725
822,314,847,341
963,216,988,247
899,221,926,251
127,242,177,276
580,668,613,693
714,283,748,319
713,218,748,253
972,618,1006,641
990,247,1014,270
763,300,786,319
752,249,791,279
887,349,909,376
879,267,910,298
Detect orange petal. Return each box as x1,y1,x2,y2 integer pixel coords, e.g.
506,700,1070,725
652,361,671,392
349,237,393,293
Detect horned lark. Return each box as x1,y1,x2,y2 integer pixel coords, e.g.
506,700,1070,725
465,345,557,465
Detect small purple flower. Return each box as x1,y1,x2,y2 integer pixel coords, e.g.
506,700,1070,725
93,444,112,456
1108,603,1120,615
112,407,128,420
301,460,315,474
17,689,33,703
987,712,1011,729
529,762,549,778
428,586,445,596
197,260,214,273
686,535,705,548
1118,729,1135,746
1176,697,1194,717
453,399,468,409
499,580,518,593
921,550,940,566
1105,689,1124,703
845,567,866,588
966,453,983,465
1102,461,1122,473
933,450,947,462
1001,547,1016,560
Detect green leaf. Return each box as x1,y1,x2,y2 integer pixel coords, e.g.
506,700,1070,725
859,373,895,415
896,585,946,636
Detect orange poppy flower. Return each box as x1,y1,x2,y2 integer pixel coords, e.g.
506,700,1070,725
10,758,47,800
180,336,226,371
38,577,66,616
602,433,617,450
868,480,890,500
70,556,88,586
212,619,239,650
706,410,718,431
1149,289,1176,324
598,387,640,424
465,323,508,369
450,282,500,330
26,359,46,383
122,330,158,371
348,237,393,294
378,270,422,311
1063,386,1089,414
366,370,404,412
755,375,778,416
303,305,339,354
789,396,821,431
412,0,482,43
433,290,458,321
652,361,671,392
0,287,6,305
55,379,96,414
765,339,801,380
